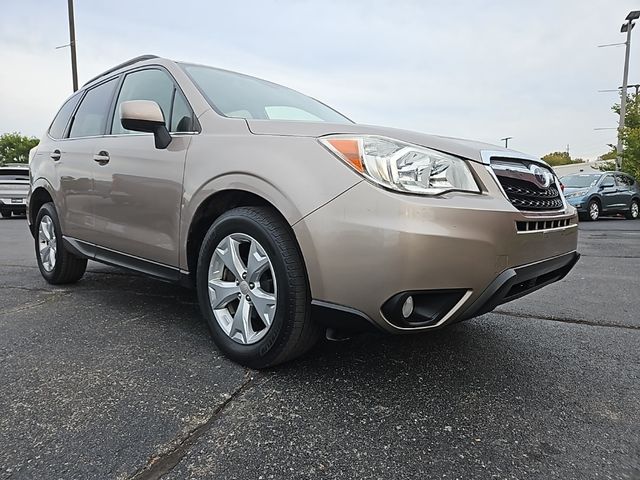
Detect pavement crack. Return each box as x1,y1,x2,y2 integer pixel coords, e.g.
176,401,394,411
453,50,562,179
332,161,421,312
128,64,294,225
128,371,256,480
493,309,640,331
0,291,67,316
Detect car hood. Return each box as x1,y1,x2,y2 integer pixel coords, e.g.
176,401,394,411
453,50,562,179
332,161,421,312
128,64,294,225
245,120,533,164
563,187,589,195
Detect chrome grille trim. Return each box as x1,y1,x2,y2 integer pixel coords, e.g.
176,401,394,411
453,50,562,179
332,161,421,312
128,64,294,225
488,157,565,213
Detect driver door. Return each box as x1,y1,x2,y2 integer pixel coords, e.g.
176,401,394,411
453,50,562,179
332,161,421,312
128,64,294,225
91,68,197,268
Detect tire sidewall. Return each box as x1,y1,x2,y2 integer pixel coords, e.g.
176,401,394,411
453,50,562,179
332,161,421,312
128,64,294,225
196,211,304,368
631,200,639,219
34,203,64,282
588,200,600,221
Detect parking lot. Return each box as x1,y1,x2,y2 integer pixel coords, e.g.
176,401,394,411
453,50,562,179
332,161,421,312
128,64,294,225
0,216,638,480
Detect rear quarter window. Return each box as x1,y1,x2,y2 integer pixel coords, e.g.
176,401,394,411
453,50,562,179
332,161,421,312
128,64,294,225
48,94,81,139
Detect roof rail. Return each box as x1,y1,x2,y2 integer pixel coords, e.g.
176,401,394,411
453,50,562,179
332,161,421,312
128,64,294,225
83,55,159,87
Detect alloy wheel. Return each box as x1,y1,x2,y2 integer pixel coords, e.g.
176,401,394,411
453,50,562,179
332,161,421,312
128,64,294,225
207,233,277,345
589,202,599,221
38,214,57,272
632,201,639,219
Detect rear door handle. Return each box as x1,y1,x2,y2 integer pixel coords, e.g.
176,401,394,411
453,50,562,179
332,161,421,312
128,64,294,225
93,151,110,165
50,149,61,161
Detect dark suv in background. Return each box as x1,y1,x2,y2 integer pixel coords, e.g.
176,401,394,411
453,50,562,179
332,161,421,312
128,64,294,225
561,171,640,221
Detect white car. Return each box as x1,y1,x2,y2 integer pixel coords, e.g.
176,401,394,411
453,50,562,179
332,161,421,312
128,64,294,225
0,164,29,218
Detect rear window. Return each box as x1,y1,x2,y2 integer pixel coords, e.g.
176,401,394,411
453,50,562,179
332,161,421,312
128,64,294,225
49,93,81,139
0,169,29,181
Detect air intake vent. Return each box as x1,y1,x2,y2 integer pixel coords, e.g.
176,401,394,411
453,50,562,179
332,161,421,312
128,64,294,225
491,158,563,212
516,218,572,232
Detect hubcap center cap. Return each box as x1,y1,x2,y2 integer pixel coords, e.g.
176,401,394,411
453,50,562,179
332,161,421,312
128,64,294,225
239,281,250,295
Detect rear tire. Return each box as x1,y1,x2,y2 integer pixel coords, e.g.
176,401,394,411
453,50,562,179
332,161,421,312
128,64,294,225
196,206,321,368
35,203,87,284
625,199,639,220
587,199,600,221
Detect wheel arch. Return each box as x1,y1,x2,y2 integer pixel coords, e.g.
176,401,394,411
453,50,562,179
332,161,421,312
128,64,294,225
28,182,56,237
184,188,299,282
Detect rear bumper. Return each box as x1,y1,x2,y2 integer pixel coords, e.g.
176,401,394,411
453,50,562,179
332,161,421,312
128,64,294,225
294,180,579,334
0,199,27,214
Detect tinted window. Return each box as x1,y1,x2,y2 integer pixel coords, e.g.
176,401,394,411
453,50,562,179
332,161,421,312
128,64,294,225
112,69,174,134
49,94,81,139
181,64,352,124
617,174,634,187
601,175,615,187
69,79,118,138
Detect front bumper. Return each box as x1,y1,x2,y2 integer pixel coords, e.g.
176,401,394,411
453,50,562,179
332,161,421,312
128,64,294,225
294,180,579,333
566,197,588,212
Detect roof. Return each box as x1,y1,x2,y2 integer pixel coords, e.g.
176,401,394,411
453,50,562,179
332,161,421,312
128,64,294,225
83,55,160,87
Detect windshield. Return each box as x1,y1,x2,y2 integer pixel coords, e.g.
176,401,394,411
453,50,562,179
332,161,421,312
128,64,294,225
181,64,352,124
561,174,600,188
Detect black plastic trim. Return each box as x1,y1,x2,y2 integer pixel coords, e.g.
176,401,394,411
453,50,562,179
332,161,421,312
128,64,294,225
311,300,382,333
458,251,580,321
62,236,180,283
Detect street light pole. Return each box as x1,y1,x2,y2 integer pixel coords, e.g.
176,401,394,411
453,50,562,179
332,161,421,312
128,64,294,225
67,0,78,92
501,136,512,148
616,11,640,170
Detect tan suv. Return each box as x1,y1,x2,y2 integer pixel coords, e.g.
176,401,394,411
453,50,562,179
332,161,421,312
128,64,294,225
28,55,579,368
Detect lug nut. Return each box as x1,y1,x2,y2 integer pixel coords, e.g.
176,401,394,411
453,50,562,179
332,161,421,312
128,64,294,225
242,272,247,279
246,295,251,301
249,282,255,289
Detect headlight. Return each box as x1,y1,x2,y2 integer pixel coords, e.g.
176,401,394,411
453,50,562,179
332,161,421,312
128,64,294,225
565,190,587,199
319,135,480,195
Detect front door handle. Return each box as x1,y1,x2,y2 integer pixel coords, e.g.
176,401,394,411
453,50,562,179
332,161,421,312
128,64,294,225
50,149,61,161
93,151,110,165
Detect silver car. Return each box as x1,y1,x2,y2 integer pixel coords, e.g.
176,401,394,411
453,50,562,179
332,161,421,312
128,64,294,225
28,55,579,368
0,164,29,218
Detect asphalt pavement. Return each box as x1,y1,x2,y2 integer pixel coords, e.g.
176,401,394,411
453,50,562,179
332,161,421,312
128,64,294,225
0,215,638,480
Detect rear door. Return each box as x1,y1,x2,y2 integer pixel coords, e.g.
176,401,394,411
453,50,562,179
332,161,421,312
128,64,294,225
37,79,118,241
615,173,634,210
90,68,195,267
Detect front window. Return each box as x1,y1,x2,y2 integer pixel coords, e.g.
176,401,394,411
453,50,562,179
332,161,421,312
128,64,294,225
181,64,352,124
561,174,600,188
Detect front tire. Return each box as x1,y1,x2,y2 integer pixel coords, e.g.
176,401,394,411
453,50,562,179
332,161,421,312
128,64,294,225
1,211,11,218
35,203,87,284
625,199,639,220
196,206,321,368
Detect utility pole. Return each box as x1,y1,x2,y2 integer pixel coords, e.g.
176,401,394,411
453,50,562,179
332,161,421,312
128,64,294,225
501,136,512,148
616,11,640,170
67,0,78,91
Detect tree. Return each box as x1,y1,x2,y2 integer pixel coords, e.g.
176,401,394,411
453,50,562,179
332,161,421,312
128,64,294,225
605,93,640,179
0,132,39,166
541,151,573,166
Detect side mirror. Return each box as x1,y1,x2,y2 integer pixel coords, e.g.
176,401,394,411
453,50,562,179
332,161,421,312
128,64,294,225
120,100,172,149
600,180,614,189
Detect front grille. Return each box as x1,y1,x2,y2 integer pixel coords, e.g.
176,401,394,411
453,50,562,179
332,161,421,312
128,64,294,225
491,158,563,212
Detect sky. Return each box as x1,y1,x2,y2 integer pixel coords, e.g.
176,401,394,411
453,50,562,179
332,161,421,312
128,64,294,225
1,0,639,160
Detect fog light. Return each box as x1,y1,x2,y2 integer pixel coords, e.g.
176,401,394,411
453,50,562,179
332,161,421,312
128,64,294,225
401,296,414,318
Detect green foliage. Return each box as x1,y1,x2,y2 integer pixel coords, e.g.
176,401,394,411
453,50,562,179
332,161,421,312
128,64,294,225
542,151,574,166
609,94,640,179
0,132,39,166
